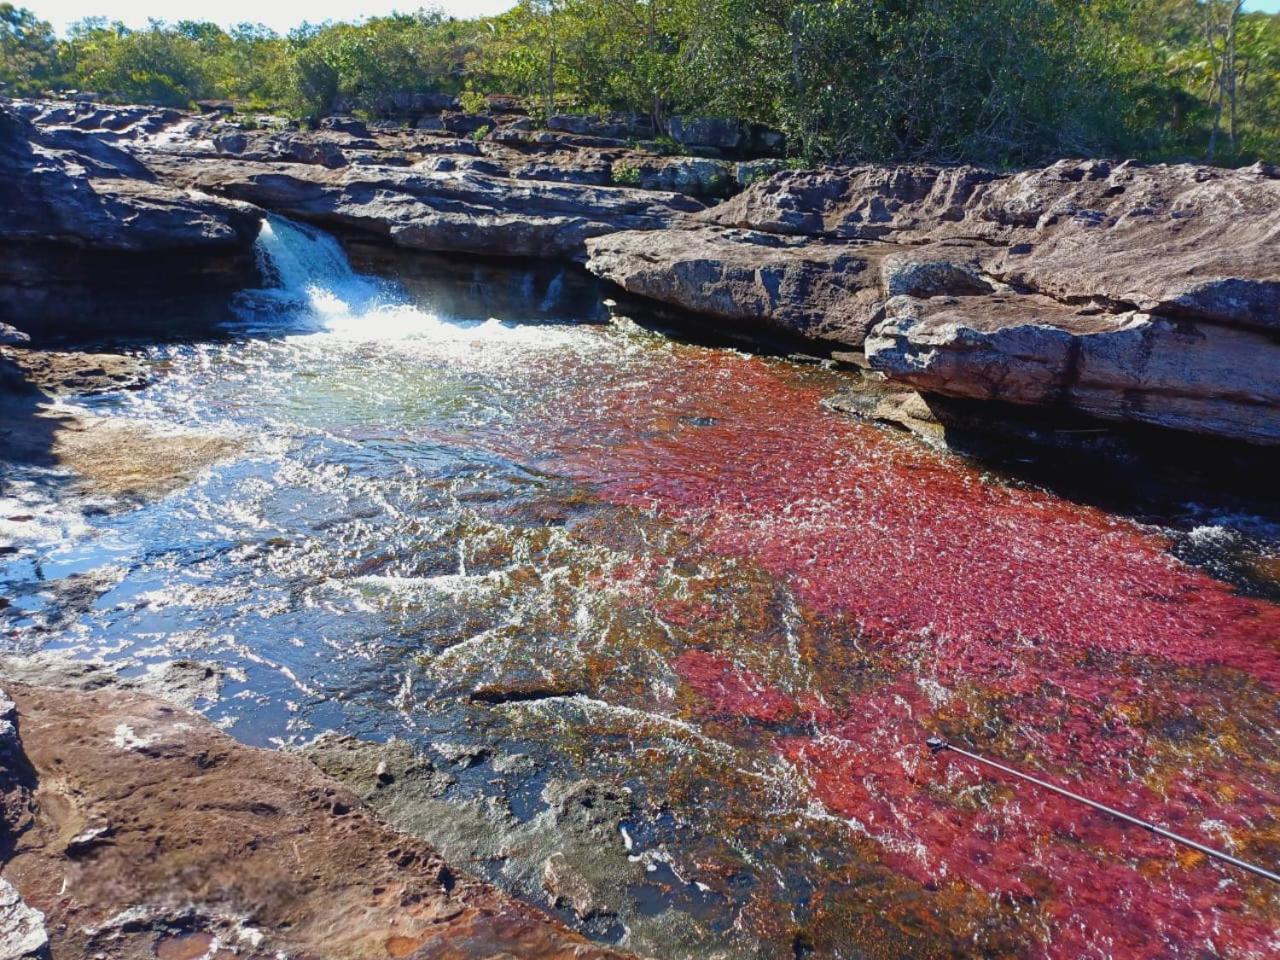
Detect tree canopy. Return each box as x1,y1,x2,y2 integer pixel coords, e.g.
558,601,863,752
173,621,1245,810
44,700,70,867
0,1,1276,165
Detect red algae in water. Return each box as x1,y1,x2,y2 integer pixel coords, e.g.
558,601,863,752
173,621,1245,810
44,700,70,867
562,352,1280,687
540,348,1280,958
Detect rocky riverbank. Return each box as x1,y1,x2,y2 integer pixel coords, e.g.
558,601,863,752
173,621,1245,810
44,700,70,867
0,670,628,960
3,97,1277,447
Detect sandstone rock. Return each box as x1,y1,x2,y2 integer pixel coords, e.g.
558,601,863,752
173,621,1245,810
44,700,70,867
441,112,493,136
865,294,1280,444
0,683,625,960
612,156,734,198
734,158,785,188
586,226,888,343
0,107,259,253
157,157,704,261
319,115,369,137
543,853,614,920
708,159,1280,331
668,115,744,152
0,325,30,347
213,129,349,168
0,106,260,333
705,163,1000,239
548,113,653,141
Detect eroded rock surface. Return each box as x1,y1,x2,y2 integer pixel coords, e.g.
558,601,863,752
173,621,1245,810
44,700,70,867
153,156,703,261
0,683,626,960
0,105,261,335
865,294,1280,444
606,159,1280,443
586,226,896,343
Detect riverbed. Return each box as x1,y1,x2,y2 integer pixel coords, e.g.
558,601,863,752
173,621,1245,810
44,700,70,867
2,218,1278,959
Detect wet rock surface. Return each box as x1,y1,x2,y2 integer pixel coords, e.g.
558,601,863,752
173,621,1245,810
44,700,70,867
0,681,626,960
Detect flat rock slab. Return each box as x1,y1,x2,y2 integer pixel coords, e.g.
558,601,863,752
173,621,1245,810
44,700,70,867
0,683,626,960
586,226,894,344
865,294,1280,444
151,156,704,261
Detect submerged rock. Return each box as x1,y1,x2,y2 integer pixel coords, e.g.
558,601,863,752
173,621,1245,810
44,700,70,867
0,682,626,960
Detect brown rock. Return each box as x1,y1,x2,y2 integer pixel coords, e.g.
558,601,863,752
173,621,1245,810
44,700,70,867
0,683,627,960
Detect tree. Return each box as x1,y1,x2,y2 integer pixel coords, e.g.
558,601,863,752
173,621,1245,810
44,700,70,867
0,4,58,94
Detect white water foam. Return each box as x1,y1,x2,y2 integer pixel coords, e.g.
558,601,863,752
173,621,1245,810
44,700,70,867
233,216,578,347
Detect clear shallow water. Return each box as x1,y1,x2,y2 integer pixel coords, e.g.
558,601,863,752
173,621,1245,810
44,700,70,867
2,218,1278,958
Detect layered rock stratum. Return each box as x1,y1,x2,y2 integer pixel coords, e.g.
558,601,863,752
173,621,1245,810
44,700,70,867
4,96,1277,444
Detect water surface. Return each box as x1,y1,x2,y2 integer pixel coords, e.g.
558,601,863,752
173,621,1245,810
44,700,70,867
3,219,1278,959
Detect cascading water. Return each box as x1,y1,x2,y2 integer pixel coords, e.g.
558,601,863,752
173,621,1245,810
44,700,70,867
2,216,1278,959
234,215,561,344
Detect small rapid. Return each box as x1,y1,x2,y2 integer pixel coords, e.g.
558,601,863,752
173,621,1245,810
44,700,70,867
2,219,1278,960
232,216,585,345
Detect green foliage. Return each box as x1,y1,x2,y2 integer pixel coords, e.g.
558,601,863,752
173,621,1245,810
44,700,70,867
458,88,488,113
613,160,642,183
471,123,491,141
0,1,1276,166
0,3,58,94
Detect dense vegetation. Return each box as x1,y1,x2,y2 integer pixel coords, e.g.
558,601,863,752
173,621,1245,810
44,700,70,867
2,0,1278,165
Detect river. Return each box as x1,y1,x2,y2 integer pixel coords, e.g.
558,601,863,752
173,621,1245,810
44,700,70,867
2,217,1278,959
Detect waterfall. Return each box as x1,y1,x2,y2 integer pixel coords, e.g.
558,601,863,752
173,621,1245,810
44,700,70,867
232,216,392,335
231,215,587,347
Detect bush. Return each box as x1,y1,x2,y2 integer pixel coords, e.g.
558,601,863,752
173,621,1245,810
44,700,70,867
612,162,641,185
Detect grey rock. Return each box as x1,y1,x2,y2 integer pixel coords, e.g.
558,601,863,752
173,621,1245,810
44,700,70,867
318,115,368,137
0,878,47,960
668,116,744,152
865,294,1280,444
613,156,734,198
548,113,653,141
0,324,30,347
586,226,888,344
0,106,259,254
158,157,704,261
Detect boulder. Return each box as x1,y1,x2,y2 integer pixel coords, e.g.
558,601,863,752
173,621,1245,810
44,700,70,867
668,115,745,152
734,159,785,188
586,226,889,343
213,130,348,168
318,115,369,137
548,113,654,141
865,294,1280,445
440,112,492,136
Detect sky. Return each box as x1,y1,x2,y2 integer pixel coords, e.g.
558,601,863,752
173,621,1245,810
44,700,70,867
26,1,517,35
21,0,1280,36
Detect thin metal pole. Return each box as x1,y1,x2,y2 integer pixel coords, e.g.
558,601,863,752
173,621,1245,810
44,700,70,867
926,737,1280,885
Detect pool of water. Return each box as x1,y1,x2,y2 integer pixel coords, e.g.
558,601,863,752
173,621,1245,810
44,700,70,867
2,218,1278,959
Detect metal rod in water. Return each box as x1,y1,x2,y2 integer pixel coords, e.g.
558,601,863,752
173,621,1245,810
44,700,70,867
925,736,1280,885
